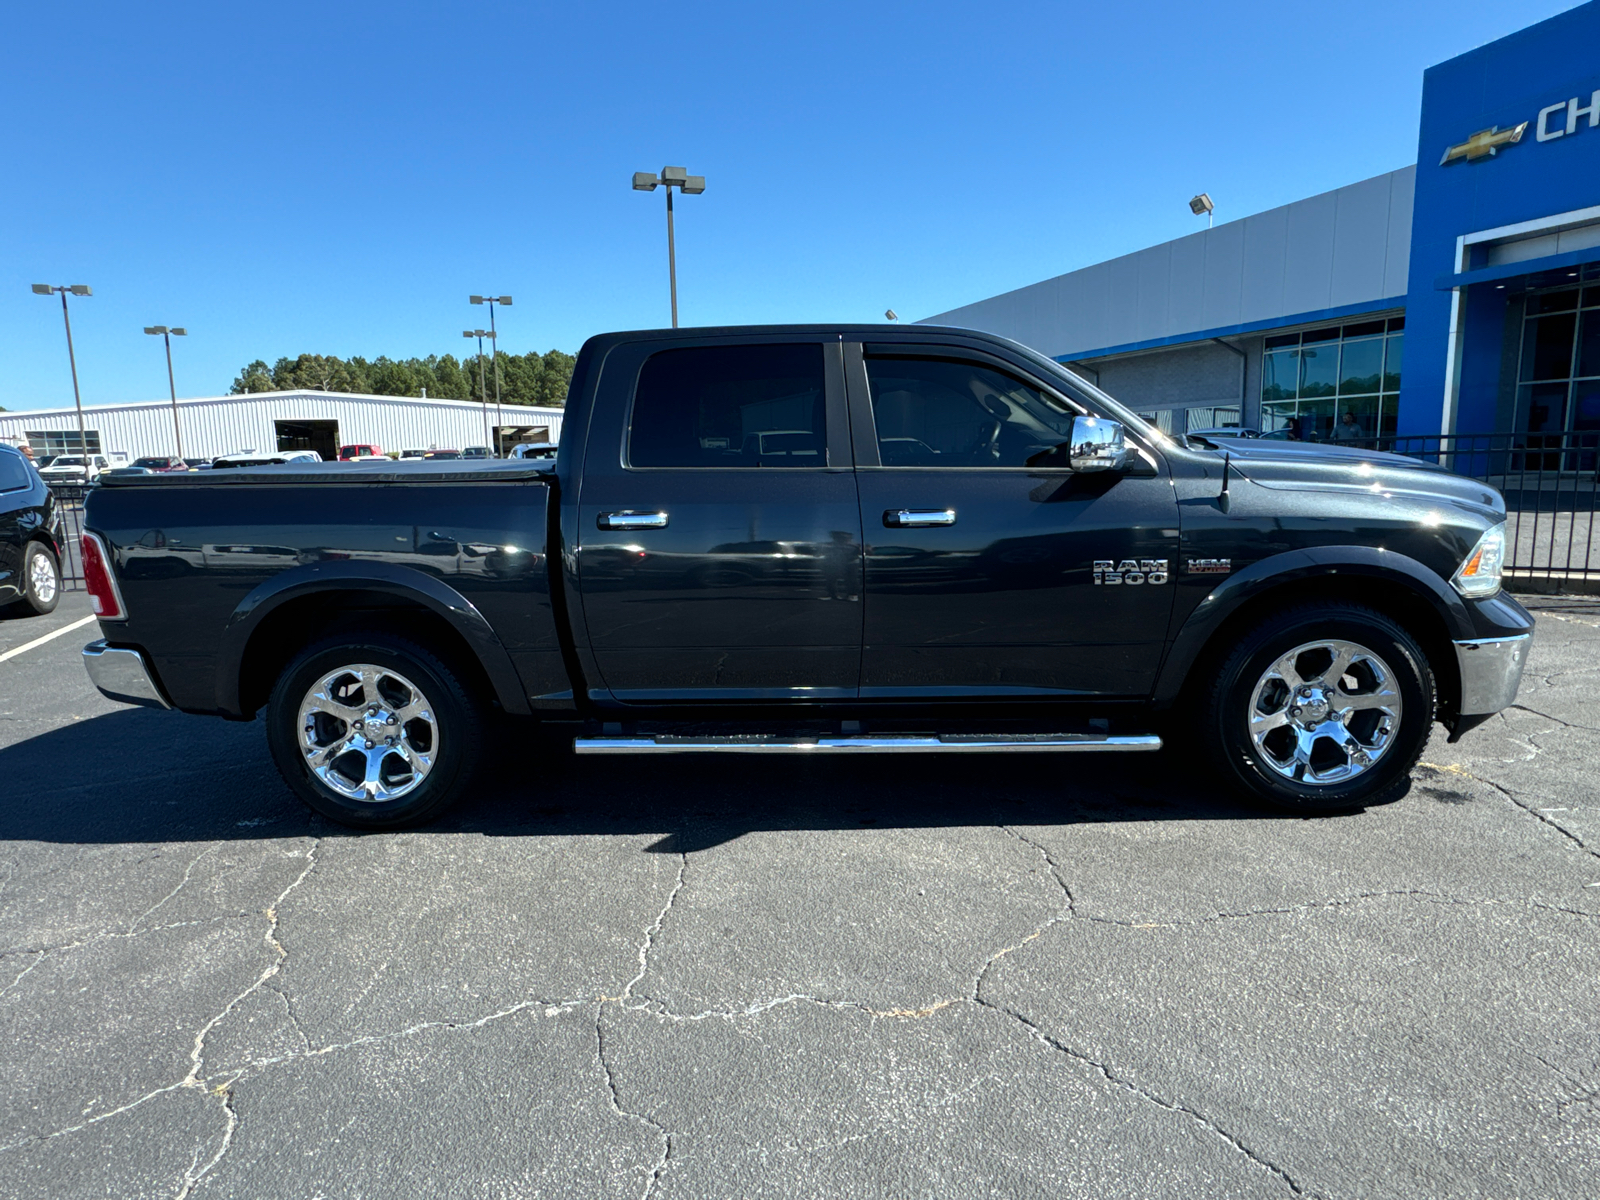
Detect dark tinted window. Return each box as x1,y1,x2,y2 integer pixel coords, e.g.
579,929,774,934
865,356,1078,467
629,344,826,468
0,451,33,492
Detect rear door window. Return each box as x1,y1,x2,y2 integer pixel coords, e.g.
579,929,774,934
865,355,1080,467
628,344,827,468
0,452,32,491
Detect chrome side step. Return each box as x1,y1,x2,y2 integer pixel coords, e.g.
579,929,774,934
573,733,1162,755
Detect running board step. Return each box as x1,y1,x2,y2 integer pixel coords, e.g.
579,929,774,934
573,733,1162,755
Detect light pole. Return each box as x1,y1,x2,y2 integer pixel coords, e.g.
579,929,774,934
1189,193,1215,229
143,325,188,459
470,295,512,455
463,329,496,453
31,284,92,458
632,166,706,327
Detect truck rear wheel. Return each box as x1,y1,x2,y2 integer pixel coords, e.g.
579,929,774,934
265,632,487,829
1201,603,1433,814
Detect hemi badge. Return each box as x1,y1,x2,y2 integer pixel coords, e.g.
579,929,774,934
1187,558,1232,574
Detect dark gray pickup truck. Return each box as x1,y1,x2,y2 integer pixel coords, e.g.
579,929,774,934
79,325,1532,827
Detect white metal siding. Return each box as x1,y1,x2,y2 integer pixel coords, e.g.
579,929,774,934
0,391,565,461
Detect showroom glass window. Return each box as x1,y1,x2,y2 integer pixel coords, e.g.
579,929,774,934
24,429,103,457
864,356,1078,467
627,344,827,468
1260,317,1404,443
1515,284,1600,440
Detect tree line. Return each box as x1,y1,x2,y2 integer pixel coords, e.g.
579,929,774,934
230,349,576,408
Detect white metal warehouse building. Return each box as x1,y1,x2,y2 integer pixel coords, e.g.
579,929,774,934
0,391,565,463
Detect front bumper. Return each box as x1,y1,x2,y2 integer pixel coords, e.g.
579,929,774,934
83,640,171,709
1453,634,1532,716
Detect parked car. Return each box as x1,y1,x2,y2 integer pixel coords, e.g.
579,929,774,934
183,458,213,470
0,443,65,617
102,467,157,478
39,455,111,484
399,449,429,459
422,449,462,460
339,444,384,461
132,455,189,473
510,443,557,461
79,324,1530,831
211,450,325,470
461,446,492,459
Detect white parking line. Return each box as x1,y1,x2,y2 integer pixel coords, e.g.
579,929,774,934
0,614,98,663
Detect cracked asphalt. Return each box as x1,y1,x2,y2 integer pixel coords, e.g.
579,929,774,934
2,593,1598,1199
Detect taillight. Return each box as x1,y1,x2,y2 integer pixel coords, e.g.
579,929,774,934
81,533,126,620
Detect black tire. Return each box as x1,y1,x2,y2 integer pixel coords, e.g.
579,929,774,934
265,632,489,829
4,542,62,617
1201,603,1433,815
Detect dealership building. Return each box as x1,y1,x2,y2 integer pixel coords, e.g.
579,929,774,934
0,391,564,463
925,1,1600,444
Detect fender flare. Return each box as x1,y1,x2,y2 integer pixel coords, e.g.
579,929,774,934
1152,545,1472,707
215,561,531,717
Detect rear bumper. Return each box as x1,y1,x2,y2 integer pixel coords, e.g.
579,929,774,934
1453,634,1531,716
82,640,171,710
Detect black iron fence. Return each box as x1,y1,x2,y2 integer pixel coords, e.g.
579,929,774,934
1373,431,1600,586
46,485,90,592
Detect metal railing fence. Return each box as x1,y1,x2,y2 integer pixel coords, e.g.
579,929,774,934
46,484,89,591
1373,431,1598,585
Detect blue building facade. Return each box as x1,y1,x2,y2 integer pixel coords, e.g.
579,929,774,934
924,2,1600,444
1403,1,1600,440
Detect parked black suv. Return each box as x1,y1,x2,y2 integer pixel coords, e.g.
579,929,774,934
0,445,65,618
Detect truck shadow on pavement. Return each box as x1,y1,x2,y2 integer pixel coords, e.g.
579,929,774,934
0,706,1370,848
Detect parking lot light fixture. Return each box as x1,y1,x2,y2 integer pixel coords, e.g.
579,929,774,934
463,328,497,454
469,295,514,455
144,325,188,459
32,284,93,459
1189,193,1215,228
632,166,706,328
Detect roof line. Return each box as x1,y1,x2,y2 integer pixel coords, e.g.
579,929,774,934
0,390,567,420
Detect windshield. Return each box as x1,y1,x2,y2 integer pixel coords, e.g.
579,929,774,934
52,457,86,467
133,457,169,468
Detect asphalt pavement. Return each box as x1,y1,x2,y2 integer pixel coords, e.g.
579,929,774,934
1,592,1597,1199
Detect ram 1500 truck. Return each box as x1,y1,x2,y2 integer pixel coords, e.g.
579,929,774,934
78,325,1533,828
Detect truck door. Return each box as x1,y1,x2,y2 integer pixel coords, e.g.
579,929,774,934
575,337,862,703
847,342,1179,699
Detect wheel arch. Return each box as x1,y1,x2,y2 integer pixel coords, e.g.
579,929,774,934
221,564,531,719
1155,547,1468,720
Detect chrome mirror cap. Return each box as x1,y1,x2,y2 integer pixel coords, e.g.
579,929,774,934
1069,416,1127,472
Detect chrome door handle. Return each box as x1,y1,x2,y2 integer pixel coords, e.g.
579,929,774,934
883,508,956,528
598,511,669,530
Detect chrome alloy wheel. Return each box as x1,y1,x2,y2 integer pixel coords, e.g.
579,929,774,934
29,550,58,605
296,664,439,803
1247,638,1402,785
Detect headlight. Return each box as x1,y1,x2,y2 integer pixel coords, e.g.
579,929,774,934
1451,523,1505,597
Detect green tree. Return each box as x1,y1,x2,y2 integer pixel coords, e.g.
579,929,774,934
230,360,275,394
227,346,571,403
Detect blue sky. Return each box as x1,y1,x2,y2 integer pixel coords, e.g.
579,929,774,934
0,0,1581,410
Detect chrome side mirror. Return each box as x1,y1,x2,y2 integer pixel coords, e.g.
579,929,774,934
1068,416,1127,472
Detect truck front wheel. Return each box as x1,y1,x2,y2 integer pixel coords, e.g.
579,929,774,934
1201,603,1434,814
265,632,488,829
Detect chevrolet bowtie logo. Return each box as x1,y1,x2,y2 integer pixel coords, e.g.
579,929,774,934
1440,122,1529,165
